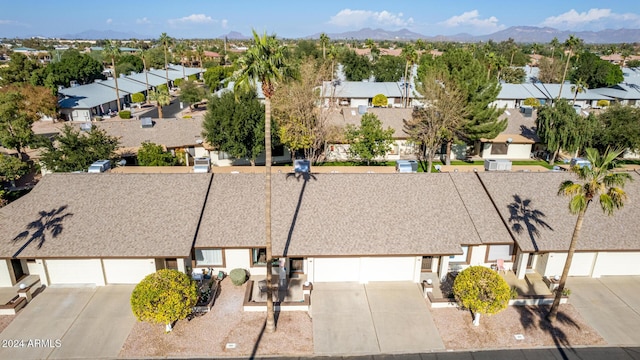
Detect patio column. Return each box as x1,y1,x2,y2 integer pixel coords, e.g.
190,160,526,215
438,256,449,282
515,252,529,280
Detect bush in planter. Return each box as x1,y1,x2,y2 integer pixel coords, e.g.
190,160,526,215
131,92,145,103
229,268,247,286
119,110,131,119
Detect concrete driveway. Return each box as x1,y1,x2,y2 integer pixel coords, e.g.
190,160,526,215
311,282,444,355
0,285,135,359
568,276,640,345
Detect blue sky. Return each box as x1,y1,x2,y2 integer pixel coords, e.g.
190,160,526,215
2,0,640,39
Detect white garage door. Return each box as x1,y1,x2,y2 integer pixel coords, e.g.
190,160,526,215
360,257,416,282
103,259,156,284
592,252,640,276
313,258,360,282
46,259,104,285
543,252,596,277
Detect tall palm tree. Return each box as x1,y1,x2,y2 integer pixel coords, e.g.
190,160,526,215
159,32,174,90
175,42,188,80
548,147,632,321
148,88,170,119
234,30,292,333
139,50,151,104
103,40,122,112
401,44,417,108
558,35,581,99
196,45,205,70
319,33,329,60
550,37,560,60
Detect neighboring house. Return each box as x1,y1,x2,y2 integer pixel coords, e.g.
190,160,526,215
321,81,419,108
58,82,130,122
492,83,613,109
591,83,640,107
2,171,640,288
324,107,415,161
479,109,539,160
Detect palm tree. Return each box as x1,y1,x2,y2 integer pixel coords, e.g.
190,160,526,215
548,148,632,321
234,29,292,333
103,40,122,112
196,45,205,70
175,42,189,80
401,44,417,108
486,52,498,80
139,50,151,104
148,88,170,119
159,32,174,90
319,33,329,60
550,37,561,60
571,78,588,103
558,35,581,99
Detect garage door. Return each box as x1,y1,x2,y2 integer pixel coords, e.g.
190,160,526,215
313,258,360,282
103,259,156,284
592,252,640,276
46,259,104,285
360,257,416,282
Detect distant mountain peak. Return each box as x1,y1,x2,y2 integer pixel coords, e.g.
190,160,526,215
57,29,151,40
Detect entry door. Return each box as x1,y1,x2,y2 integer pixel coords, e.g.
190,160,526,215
421,256,433,272
527,253,535,269
11,259,26,282
290,258,304,274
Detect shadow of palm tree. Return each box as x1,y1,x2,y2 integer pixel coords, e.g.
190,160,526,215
515,305,580,359
11,205,73,258
283,171,317,257
508,195,552,252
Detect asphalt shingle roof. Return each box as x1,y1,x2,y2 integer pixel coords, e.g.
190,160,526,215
326,108,412,139
0,173,212,258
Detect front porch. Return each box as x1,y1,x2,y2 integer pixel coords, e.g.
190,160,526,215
243,274,311,312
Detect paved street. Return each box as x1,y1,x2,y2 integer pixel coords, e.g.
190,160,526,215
312,282,444,355
0,285,135,359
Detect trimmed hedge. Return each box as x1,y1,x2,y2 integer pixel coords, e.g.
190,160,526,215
119,110,131,119
229,268,247,286
131,92,145,103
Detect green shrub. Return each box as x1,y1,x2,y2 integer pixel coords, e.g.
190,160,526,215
119,110,131,119
597,99,610,108
523,97,541,107
157,84,168,92
453,266,510,323
229,268,247,286
510,286,519,299
174,78,184,87
188,74,197,81
183,115,192,119
372,93,388,107
131,92,145,103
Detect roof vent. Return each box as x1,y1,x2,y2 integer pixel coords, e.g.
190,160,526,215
141,117,154,128
358,105,367,114
80,122,92,132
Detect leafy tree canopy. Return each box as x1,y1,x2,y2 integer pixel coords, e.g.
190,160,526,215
116,54,144,74
137,142,178,166
203,65,235,91
372,55,404,82
571,51,623,89
39,125,120,172
341,50,371,81
500,67,526,84
593,105,640,153
31,49,103,90
202,90,270,164
453,266,510,319
179,80,206,109
0,53,41,86
344,112,395,165
130,269,198,332
0,154,29,182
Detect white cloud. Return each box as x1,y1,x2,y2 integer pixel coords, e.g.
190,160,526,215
106,18,113,25
541,8,640,30
328,9,413,28
221,19,228,29
168,14,214,26
136,17,151,25
439,10,504,33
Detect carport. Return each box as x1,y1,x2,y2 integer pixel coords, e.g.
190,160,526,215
311,282,444,355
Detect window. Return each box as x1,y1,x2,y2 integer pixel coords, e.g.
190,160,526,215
491,143,509,155
449,246,469,263
486,244,514,262
272,145,285,157
252,248,267,266
195,249,224,266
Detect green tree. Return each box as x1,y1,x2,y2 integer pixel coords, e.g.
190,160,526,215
0,84,57,159
0,53,40,86
536,99,587,165
103,40,122,111
39,125,120,172
345,112,395,165
130,269,198,332
319,33,329,60
571,78,588,103
453,266,511,326
0,154,29,185
341,50,371,81
626,59,640,68
570,51,623,89
401,44,418,107
372,93,388,107
203,65,235,91
549,37,561,60
159,32,174,89
234,29,293,333
558,35,582,99
537,57,563,83
548,148,632,321
372,55,404,82
148,88,171,119
137,142,177,166
594,105,640,153
179,80,206,109
500,67,526,83
31,49,103,90
404,70,468,172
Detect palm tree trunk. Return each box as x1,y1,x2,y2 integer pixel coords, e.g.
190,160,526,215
403,62,409,108
158,105,163,119
143,58,150,104
264,98,276,333
164,49,170,90
112,59,121,112
558,50,572,99
548,207,587,322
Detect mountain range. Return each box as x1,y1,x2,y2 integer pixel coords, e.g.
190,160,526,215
52,26,640,43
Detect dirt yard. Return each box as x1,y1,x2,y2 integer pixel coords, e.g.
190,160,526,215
431,304,606,350
119,277,313,358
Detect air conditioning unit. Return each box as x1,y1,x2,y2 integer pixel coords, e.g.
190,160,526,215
193,157,211,173
484,159,512,171
294,159,310,173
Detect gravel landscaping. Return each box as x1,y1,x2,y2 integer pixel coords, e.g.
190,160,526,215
119,277,313,358
431,304,606,350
